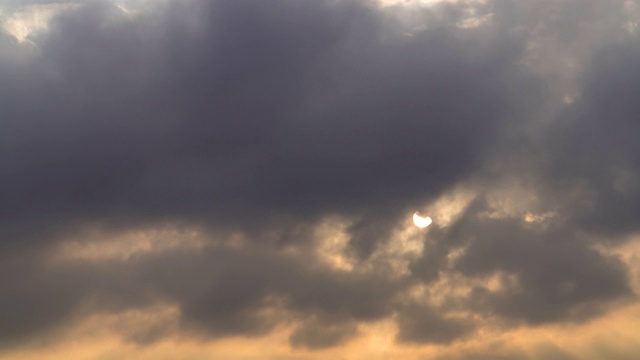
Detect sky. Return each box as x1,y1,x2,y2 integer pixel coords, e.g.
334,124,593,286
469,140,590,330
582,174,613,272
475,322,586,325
1,0,640,359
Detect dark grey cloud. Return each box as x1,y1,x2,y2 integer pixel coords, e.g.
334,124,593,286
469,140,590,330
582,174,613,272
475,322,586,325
0,251,89,343
404,196,632,346
289,317,358,349
1,0,536,239
544,42,640,237
450,199,630,324
1,0,639,354
397,301,474,344
0,0,537,343
0,243,406,348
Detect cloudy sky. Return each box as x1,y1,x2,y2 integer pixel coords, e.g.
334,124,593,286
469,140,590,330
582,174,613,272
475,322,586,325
1,0,640,359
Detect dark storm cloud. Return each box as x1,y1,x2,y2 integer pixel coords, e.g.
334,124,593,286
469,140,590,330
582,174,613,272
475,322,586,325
0,250,90,343
408,198,632,332
404,0,640,339
402,36,640,337
0,243,405,348
346,208,404,259
1,0,639,352
544,42,640,237
396,301,474,344
289,317,358,349
1,0,536,240
0,0,536,343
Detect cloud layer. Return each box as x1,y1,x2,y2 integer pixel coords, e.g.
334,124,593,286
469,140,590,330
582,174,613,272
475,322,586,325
1,0,640,358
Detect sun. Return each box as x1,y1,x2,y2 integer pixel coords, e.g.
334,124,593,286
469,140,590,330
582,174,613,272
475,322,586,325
413,212,432,228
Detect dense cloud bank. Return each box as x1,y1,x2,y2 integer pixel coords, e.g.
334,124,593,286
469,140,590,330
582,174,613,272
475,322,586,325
1,0,639,354
2,0,533,233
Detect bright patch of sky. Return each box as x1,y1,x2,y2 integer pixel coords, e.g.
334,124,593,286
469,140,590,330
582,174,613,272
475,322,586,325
0,3,81,44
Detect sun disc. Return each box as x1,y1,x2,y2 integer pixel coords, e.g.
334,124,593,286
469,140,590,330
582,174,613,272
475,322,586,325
413,213,432,228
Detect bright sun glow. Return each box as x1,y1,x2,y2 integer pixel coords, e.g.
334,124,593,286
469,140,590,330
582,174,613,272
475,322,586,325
413,212,432,228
